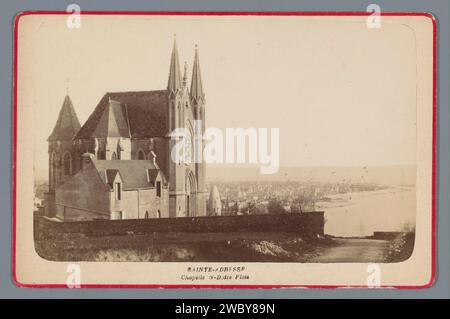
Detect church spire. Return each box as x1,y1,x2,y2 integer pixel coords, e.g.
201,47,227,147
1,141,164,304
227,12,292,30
167,36,182,93
190,45,204,104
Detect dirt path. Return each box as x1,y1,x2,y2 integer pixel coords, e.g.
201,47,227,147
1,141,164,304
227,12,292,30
309,238,390,263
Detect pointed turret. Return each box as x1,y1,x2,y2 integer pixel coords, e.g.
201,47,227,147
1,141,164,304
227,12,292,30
182,62,188,88
190,45,205,104
47,95,81,141
167,37,182,94
208,185,222,216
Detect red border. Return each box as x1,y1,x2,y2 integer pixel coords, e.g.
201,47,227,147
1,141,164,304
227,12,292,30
12,11,437,289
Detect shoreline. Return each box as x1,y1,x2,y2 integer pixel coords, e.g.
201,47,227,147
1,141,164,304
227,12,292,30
316,185,415,210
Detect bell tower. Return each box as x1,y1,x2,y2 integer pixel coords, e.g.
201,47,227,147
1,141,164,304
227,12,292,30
45,93,81,216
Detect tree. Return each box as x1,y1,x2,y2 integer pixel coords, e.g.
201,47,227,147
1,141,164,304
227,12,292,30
230,202,239,215
247,202,257,215
267,199,287,214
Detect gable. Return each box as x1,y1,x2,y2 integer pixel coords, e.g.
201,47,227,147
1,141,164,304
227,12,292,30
56,163,110,196
146,169,161,187
93,100,130,138
103,169,123,188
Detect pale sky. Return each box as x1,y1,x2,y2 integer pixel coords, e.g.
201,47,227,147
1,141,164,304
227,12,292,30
17,15,418,178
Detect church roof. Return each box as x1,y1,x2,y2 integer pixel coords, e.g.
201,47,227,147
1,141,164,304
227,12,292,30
94,160,165,190
75,90,168,139
48,95,81,141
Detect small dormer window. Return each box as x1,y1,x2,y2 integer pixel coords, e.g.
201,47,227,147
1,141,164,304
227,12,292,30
156,181,161,197
115,182,121,200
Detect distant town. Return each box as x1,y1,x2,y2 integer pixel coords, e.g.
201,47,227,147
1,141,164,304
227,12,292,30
34,178,386,216
201,180,386,215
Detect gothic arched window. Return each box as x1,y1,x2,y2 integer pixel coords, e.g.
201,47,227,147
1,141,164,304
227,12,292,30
50,152,57,187
116,147,121,160
63,152,72,175
111,152,117,160
156,181,162,197
138,149,145,160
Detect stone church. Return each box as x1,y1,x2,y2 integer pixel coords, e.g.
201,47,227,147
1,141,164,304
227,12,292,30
44,40,208,221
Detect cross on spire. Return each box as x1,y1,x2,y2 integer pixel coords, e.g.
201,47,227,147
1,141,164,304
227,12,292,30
66,78,70,95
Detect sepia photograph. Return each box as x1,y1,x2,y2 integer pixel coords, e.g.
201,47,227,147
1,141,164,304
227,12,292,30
14,12,435,287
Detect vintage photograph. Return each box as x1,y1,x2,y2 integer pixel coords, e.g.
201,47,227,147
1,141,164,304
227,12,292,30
15,13,435,287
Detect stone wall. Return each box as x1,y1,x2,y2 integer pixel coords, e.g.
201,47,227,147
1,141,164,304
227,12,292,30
35,212,325,239
109,187,169,219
